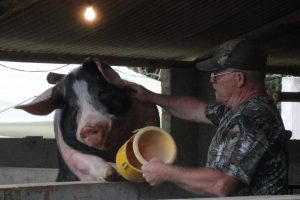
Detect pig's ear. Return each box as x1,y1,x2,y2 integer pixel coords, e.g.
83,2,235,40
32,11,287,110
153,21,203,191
94,58,122,85
15,86,63,115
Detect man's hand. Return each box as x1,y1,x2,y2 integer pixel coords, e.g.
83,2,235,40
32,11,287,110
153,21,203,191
115,80,152,103
141,158,168,186
142,159,240,196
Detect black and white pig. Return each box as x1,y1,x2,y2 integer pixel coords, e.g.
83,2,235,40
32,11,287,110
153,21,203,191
15,57,160,182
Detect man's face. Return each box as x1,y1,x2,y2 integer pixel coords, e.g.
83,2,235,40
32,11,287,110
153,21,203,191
210,69,237,105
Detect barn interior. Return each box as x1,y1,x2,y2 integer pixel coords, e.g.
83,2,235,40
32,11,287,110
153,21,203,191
0,0,300,199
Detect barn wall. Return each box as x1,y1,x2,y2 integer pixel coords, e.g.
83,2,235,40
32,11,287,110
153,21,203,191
0,137,58,168
0,138,201,199
0,137,299,183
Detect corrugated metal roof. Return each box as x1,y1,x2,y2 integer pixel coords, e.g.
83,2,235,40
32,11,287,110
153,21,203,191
0,0,299,71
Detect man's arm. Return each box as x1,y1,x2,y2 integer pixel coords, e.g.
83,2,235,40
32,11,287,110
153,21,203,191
123,82,212,124
142,159,241,197
149,93,211,123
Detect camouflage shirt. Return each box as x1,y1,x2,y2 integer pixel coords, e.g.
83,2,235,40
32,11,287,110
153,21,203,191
205,96,288,196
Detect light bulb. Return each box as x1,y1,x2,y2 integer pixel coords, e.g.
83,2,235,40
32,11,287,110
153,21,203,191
84,6,96,21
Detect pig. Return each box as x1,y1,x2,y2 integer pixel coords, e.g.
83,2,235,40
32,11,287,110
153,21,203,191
15,57,160,182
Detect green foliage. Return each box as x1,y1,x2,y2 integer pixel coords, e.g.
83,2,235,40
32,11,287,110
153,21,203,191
128,67,161,80
265,75,282,109
265,75,281,96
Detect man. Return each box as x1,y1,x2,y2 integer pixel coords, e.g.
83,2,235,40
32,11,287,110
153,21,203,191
121,39,289,196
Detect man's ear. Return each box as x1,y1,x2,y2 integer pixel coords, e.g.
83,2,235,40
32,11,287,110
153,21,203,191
236,72,246,87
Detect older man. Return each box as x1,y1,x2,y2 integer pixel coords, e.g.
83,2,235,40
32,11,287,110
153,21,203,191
121,39,288,196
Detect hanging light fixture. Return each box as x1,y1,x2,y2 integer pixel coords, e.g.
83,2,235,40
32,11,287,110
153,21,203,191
84,0,96,21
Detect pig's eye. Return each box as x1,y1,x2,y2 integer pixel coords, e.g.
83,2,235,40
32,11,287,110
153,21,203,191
68,103,79,112
98,89,131,115
73,105,79,112
97,89,104,97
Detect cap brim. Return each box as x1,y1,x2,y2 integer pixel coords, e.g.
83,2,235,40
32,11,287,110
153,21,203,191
195,58,223,72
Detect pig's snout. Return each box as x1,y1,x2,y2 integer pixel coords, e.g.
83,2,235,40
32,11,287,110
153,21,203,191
80,125,101,139
77,119,112,150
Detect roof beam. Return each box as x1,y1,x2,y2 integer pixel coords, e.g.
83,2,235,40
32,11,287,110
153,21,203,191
1,51,300,76
0,51,193,68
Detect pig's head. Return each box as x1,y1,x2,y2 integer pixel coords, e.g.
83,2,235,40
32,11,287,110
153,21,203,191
16,57,132,151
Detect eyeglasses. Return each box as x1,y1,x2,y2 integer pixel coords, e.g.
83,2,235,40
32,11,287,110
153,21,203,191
210,71,237,82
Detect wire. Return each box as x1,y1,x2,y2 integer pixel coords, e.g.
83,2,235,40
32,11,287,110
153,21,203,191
0,96,37,114
0,63,70,72
113,68,146,78
0,62,149,78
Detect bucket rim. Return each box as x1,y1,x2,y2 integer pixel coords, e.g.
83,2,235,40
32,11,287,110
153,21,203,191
132,126,177,165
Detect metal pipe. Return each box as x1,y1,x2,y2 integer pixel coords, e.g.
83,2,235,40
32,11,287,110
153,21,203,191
273,92,300,102
47,72,65,84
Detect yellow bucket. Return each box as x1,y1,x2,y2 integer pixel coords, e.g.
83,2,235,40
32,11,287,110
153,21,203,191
116,126,177,182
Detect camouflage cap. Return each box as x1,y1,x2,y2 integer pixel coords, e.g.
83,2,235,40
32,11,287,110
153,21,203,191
195,38,267,72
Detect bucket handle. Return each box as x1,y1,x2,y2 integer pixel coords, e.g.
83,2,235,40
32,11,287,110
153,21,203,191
132,129,140,134
122,162,128,169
